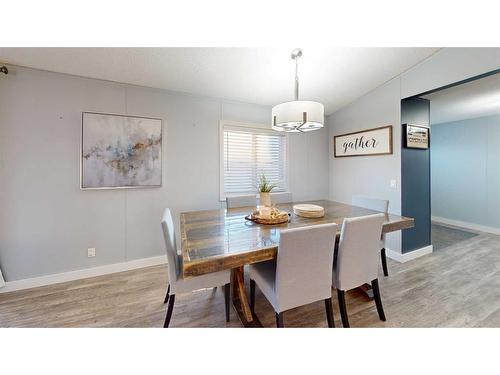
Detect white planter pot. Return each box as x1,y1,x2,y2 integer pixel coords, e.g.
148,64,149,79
259,192,271,207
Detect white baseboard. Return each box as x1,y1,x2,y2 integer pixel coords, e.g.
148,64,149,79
431,216,500,235
0,255,167,294
386,245,433,263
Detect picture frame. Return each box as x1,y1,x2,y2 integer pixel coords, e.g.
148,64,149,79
333,125,393,158
403,124,430,149
80,112,163,190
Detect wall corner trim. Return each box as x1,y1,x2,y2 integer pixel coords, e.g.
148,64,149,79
386,245,433,263
0,255,167,294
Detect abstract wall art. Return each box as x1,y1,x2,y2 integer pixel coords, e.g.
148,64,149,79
81,112,162,189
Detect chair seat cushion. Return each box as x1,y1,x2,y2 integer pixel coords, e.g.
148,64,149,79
249,260,278,311
173,269,230,295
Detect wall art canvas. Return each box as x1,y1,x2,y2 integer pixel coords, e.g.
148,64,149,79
333,125,393,157
81,112,162,189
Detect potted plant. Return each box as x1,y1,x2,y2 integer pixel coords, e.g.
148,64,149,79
257,174,277,207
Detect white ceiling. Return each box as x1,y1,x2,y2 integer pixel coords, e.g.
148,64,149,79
0,47,439,115
423,72,500,124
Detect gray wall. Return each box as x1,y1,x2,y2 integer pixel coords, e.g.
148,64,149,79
432,115,500,228
328,78,402,252
0,65,329,281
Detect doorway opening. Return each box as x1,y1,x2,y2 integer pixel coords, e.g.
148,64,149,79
404,71,500,252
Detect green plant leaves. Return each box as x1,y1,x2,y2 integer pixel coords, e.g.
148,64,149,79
257,174,278,192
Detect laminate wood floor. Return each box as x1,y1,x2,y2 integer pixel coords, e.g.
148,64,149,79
1,231,499,327
431,222,478,251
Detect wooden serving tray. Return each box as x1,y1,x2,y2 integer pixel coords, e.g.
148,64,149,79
245,213,290,225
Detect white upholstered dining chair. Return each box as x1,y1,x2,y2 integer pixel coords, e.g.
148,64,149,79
226,194,257,209
270,192,293,204
352,195,390,276
333,214,387,328
249,223,338,328
227,193,292,209
161,208,231,327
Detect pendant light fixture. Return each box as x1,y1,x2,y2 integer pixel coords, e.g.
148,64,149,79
272,48,324,133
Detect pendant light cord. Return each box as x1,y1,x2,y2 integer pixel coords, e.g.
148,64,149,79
294,56,299,101
291,48,302,101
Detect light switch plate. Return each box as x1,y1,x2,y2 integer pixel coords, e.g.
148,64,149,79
390,179,397,189
87,248,96,258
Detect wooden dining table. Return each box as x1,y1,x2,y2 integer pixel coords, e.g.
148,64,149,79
180,199,414,327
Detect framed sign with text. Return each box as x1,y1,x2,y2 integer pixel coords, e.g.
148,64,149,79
333,125,393,158
403,124,430,149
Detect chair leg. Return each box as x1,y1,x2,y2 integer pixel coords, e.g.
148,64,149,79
250,279,256,314
163,284,170,304
337,290,350,328
224,283,230,322
275,312,284,328
163,294,175,328
324,297,335,328
381,248,389,277
371,279,386,321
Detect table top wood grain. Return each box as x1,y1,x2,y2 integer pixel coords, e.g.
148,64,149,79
180,200,414,278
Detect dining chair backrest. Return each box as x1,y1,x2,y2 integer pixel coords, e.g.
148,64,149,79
335,214,385,291
226,195,257,209
352,195,389,214
352,195,388,243
161,208,180,284
271,192,293,204
275,223,337,312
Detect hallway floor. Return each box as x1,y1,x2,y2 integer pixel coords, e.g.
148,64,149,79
431,222,479,251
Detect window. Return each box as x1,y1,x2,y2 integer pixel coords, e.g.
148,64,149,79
220,121,288,199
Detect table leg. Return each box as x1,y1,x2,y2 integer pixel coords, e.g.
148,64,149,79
357,283,374,300
231,266,263,327
232,267,239,300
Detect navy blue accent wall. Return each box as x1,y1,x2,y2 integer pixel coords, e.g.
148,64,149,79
401,98,431,253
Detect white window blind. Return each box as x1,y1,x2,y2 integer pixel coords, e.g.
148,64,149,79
222,125,287,197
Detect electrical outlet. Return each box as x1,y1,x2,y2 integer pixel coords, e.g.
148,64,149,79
390,179,398,189
87,247,96,258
